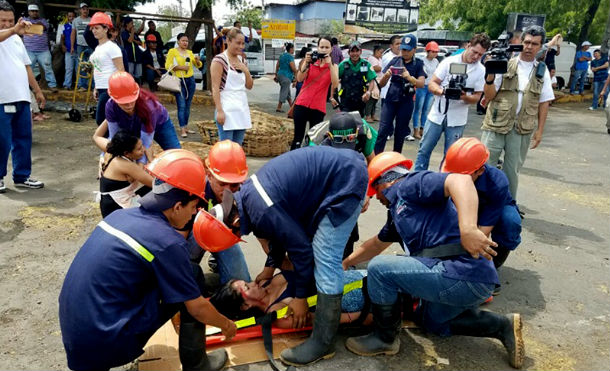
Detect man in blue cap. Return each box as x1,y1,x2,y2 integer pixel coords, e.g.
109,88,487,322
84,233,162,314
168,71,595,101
374,34,425,154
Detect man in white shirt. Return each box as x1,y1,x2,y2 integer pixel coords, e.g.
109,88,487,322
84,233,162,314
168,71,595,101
414,33,490,171
480,25,554,200
0,1,45,193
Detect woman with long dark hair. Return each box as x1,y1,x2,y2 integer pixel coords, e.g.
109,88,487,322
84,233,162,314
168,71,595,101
290,36,338,150
94,130,153,217
93,72,181,163
166,33,202,138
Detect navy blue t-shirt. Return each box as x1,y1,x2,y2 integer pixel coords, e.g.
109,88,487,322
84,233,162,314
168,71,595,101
475,164,515,226
382,56,425,102
592,56,609,82
59,207,201,370
121,30,143,63
381,171,499,285
235,146,368,297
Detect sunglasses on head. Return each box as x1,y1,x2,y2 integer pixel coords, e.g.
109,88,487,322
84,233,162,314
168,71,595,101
327,127,359,144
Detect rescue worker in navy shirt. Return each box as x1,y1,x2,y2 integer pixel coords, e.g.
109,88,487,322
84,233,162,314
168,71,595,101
197,146,368,366
59,150,236,371
442,137,522,268
374,34,425,154
342,151,524,369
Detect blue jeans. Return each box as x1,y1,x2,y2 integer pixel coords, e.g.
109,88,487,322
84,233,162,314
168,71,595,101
153,118,182,150
175,76,196,128
215,122,246,145
63,51,74,89
187,233,251,284
414,117,465,171
374,97,414,154
27,50,57,88
0,102,33,182
570,69,587,94
491,204,522,251
591,80,608,109
312,200,363,295
413,86,434,129
95,89,110,126
73,45,93,89
367,256,495,336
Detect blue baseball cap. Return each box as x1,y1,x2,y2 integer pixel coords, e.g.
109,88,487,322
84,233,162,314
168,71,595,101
400,34,417,51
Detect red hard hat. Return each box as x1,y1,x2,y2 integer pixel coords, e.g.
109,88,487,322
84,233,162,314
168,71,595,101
425,41,440,52
89,12,113,28
442,137,490,174
206,140,248,183
192,210,241,252
146,34,157,42
367,152,413,197
108,72,140,104
146,149,206,199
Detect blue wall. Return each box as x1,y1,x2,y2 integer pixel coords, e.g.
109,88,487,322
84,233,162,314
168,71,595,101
266,2,345,21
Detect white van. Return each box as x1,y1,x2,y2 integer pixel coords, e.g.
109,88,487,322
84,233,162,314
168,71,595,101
553,41,577,90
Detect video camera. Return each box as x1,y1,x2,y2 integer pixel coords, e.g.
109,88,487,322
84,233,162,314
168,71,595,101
311,51,327,63
485,33,524,74
444,63,473,100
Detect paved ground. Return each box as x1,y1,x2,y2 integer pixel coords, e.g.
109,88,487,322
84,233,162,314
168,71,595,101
0,76,609,370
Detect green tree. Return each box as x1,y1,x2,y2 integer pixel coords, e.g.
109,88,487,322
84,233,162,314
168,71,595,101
230,3,263,29
156,4,189,43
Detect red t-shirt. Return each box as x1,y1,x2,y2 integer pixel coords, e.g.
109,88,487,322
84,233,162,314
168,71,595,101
295,62,332,114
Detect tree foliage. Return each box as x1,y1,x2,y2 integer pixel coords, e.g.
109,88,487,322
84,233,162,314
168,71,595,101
420,0,609,44
227,3,263,29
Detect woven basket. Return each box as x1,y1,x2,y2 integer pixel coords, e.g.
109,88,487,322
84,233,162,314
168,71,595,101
195,110,294,157
151,141,212,160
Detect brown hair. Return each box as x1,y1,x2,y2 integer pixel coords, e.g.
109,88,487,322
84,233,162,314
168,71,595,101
226,27,243,41
469,33,491,50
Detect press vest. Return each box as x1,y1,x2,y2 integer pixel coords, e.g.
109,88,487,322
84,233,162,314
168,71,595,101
339,60,369,108
481,57,543,135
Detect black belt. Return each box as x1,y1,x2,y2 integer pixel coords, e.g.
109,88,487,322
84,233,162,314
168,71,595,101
414,243,468,258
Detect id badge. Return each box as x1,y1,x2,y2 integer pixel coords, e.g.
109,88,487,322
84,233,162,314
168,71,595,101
360,66,368,73
3,105,16,114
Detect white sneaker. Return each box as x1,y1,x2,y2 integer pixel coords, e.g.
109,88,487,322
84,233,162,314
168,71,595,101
0,179,5,193
588,107,596,111
406,135,416,141
14,178,44,189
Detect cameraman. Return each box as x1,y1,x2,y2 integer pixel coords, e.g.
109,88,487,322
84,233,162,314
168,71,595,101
480,25,554,201
413,33,490,171
373,34,425,154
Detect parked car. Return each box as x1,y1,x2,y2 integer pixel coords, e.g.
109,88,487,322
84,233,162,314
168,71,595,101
553,41,577,90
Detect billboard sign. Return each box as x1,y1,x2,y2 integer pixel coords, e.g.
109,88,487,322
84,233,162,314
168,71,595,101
344,0,419,35
261,19,296,40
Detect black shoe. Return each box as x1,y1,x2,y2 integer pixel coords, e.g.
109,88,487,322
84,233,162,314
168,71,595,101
449,309,524,369
607,128,610,134
207,255,218,273
345,302,401,356
179,321,227,371
14,177,44,189
280,292,342,366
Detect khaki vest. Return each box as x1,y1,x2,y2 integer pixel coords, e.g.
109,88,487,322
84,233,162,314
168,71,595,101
481,57,544,134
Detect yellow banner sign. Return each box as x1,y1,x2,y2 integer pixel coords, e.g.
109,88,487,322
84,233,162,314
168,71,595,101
261,20,296,40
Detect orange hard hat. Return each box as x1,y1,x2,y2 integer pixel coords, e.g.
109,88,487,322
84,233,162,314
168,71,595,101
89,12,113,28
146,34,157,42
425,41,440,52
108,72,140,104
206,140,248,183
442,137,490,174
146,149,206,199
367,152,413,197
192,210,241,252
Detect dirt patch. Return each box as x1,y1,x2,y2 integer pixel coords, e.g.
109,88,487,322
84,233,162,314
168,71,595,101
18,203,99,241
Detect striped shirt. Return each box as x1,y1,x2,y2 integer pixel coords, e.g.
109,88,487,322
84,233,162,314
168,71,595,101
22,17,49,52
212,53,229,91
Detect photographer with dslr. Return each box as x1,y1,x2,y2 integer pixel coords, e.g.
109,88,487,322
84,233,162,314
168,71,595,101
373,34,425,154
413,33,490,171
480,25,554,201
290,36,338,150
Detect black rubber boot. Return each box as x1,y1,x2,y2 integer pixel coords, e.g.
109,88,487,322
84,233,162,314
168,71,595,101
179,321,228,371
345,302,401,356
493,245,511,268
449,309,524,369
280,292,342,366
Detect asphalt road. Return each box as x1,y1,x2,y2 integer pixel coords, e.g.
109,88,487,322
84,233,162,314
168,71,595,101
0,77,608,370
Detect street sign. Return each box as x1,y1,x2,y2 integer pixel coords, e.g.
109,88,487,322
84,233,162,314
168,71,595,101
261,20,296,40
344,0,419,35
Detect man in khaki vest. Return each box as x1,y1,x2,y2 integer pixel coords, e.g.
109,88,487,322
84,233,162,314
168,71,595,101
481,25,554,200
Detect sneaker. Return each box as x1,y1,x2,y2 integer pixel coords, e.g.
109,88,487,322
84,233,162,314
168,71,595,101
588,107,596,110
14,178,44,189
207,255,219,273
0,179,5,193
406,135,415,141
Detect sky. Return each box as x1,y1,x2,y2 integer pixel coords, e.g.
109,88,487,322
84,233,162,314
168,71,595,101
135,0,292,24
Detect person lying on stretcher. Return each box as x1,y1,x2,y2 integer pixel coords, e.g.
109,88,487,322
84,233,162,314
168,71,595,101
209,269,372,328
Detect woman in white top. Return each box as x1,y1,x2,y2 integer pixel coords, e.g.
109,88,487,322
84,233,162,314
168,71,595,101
88,12,124,126
210,27,253,145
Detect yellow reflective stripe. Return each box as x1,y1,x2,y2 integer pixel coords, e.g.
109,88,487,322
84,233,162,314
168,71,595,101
98,221,155,262
235,279,364,329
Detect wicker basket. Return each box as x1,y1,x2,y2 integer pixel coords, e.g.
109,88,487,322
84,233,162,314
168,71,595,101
195,110,294,157
151,141,212,160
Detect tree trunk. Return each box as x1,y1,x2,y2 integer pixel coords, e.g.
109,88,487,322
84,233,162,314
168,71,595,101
601,3,610,55
203,7,213,91
569,0,602,89
184,1,205,50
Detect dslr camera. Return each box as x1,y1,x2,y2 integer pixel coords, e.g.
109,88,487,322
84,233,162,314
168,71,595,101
310,51,327,63
444,63,473,100
485,32,524,74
